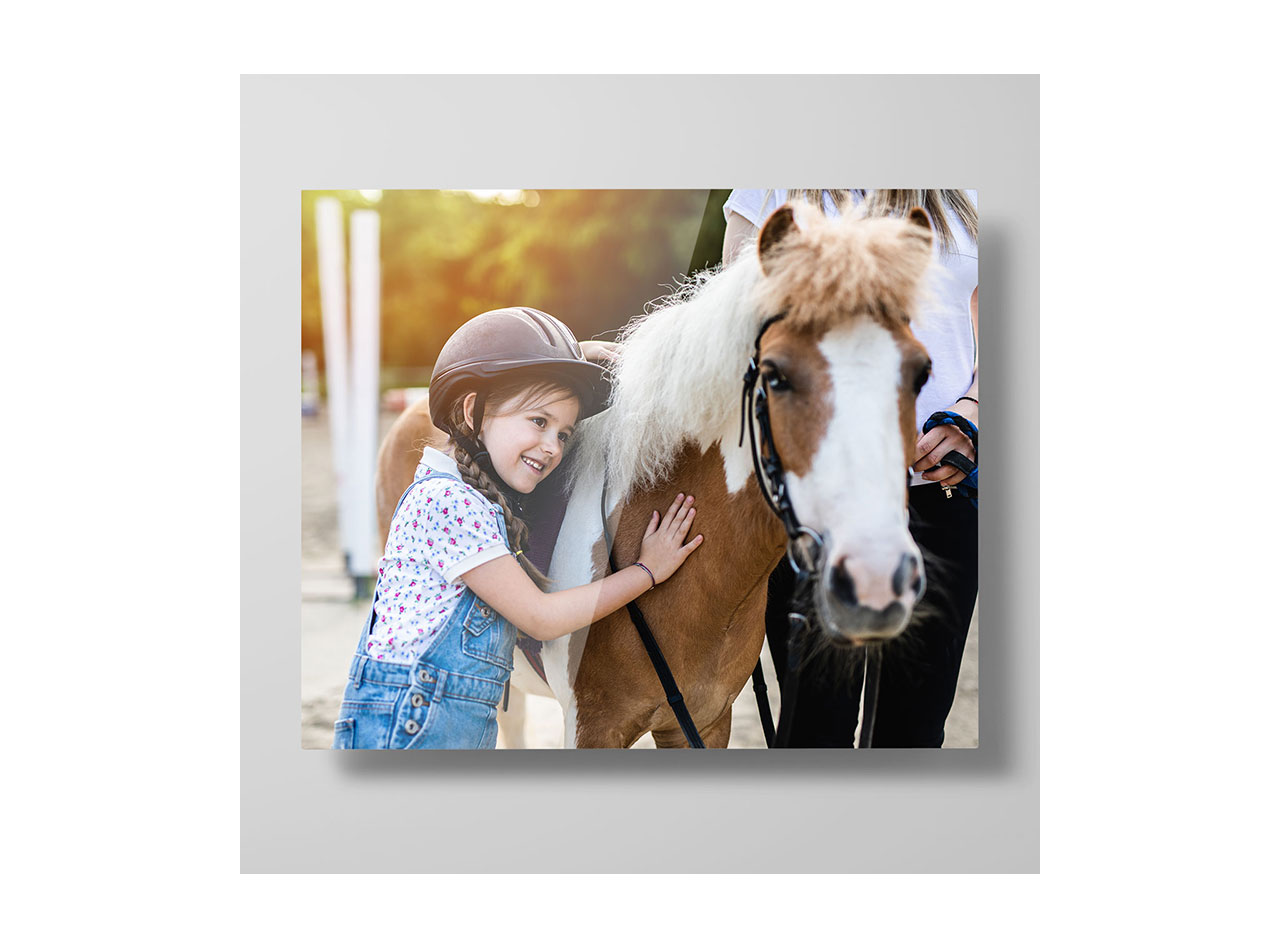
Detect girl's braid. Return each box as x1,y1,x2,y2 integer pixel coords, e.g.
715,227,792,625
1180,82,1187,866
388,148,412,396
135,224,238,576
452,433,550,591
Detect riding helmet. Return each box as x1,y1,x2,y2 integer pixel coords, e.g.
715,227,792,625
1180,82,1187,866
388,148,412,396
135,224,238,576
428,307,611,431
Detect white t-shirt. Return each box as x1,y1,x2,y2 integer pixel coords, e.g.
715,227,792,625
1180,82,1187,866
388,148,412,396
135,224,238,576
723,190,978,486
365,446,513,665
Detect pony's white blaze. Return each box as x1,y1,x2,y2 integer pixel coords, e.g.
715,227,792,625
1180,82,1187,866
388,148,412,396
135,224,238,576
788,320,916,611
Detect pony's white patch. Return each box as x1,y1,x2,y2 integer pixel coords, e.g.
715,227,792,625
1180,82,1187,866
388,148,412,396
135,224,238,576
715,412,755,494
562,697,579,749
529,448,613,745
537,635,572,709
549,449,610,594
787,321,910,558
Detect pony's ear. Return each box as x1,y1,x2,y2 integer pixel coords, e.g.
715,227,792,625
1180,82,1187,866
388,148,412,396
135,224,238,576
758,205,798,276
906,207,933,247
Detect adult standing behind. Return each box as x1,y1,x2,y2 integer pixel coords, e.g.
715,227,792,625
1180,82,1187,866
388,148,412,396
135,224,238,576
723,189,979,747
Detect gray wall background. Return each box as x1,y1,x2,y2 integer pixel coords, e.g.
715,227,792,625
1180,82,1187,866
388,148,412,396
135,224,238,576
242,75,1039,873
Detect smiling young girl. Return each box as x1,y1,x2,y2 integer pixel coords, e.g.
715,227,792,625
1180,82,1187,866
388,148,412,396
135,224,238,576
333,307,703,749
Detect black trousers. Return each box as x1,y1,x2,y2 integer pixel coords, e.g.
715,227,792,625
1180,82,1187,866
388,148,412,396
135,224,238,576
765,484,979,748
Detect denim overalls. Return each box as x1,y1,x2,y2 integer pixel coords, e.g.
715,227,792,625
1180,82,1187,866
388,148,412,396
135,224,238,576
332,471,517,749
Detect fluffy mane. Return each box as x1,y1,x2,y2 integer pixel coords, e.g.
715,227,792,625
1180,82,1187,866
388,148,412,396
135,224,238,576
756,203,934,331
568,205,933,504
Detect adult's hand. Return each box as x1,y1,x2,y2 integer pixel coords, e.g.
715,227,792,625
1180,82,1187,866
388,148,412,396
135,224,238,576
912,424,976,488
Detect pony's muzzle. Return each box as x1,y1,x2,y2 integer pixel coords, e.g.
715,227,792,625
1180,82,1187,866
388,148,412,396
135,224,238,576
820,551,922,641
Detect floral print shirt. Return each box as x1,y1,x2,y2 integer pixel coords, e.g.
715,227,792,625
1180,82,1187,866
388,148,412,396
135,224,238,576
365,447,511,664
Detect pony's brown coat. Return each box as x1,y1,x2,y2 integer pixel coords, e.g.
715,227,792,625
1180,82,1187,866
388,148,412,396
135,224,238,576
571,441,786,748
752,321,833,480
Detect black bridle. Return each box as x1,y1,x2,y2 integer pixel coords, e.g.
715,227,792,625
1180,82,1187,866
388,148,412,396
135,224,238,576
612,311,884,749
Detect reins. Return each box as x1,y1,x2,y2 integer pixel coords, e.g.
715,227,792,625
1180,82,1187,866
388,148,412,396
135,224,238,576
605,544,707,748
599,472,705,747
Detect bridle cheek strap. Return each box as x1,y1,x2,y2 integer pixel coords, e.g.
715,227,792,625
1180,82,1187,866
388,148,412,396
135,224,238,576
740,313,806,543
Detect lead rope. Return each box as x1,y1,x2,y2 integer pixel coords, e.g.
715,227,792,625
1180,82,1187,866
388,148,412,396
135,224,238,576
855,649,881,748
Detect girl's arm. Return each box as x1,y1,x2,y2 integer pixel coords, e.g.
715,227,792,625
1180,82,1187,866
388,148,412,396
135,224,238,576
460,493,703,642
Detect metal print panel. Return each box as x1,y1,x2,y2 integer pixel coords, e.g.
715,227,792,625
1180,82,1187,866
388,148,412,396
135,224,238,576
302,188,979,749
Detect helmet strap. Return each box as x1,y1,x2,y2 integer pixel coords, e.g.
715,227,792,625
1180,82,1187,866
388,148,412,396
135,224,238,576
468,390,490,465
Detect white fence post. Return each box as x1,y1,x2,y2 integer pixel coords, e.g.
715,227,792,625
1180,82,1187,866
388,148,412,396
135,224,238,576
314,198,356,576
348,209,382,596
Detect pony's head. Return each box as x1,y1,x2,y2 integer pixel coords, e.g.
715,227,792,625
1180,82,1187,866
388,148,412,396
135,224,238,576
753,203,935,644
579,201,938,644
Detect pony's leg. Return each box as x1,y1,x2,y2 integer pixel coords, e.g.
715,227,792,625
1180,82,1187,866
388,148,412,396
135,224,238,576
496,688,527,749
574,712,649,748
650,706,733,749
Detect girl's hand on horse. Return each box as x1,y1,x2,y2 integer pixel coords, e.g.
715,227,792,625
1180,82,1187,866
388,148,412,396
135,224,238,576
458,493,703,641
639,493,703,583
912,425,975,488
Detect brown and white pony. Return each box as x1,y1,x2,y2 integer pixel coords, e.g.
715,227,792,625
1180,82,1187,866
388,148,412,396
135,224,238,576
376,204,936,747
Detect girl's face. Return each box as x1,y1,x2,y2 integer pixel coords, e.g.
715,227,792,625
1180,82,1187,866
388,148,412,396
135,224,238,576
467,388,581,494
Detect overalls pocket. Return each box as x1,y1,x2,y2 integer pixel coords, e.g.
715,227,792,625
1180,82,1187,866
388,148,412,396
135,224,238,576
458,600,515,672
332,718,355,749
338,667,409,749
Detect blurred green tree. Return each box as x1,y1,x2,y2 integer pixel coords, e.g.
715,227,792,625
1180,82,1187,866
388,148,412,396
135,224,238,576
301,190,711,385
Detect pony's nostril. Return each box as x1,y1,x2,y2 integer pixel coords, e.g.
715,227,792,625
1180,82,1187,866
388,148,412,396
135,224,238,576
892,553,912,597
892,553,923,597
832,563,858,607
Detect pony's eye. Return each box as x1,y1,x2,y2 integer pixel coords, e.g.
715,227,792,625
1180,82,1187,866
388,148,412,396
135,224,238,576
913,362,932,394
763,363,792,393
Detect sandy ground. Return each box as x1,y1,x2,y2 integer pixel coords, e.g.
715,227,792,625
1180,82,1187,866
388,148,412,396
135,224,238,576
301,409,978,749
